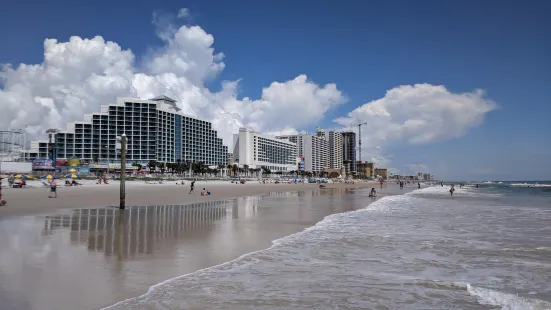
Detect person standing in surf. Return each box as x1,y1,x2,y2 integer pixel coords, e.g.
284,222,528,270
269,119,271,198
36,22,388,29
449,184,455,196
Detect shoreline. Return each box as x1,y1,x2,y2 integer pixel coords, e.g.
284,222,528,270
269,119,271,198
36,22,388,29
103,186,419,310
0,182,418,310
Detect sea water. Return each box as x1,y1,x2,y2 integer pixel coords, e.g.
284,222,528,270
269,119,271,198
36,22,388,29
105,182,551,310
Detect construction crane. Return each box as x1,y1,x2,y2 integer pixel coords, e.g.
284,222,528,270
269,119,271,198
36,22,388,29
356,122,367,162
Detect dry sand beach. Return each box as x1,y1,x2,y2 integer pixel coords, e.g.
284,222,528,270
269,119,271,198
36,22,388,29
0,180,416,310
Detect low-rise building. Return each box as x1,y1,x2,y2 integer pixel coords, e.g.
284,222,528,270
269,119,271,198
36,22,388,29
357,161,374,178
374,168,388,179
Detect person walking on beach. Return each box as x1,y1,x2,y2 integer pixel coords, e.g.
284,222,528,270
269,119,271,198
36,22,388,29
49,179,57,198
449,184,455,196
189,180,195,194
418,182,421,189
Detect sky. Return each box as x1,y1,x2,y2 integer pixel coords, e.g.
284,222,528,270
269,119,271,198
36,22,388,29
0,0,550,181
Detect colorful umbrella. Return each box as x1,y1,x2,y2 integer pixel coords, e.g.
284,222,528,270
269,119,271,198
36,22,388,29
14,174,32,179
68,168,77,173
41,175,55,179
65,174,79,179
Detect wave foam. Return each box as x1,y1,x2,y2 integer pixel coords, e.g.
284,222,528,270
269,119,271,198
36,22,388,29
102,195,406,309
510,183,551,188
407,185,505,198
467,284,551,310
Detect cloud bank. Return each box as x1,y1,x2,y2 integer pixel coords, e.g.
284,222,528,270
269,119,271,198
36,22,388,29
334,84,496,168
0,8,496,171
0,10,346,145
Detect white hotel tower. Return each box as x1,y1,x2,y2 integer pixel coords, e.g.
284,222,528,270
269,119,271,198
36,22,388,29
23,96,228,165
232,127,297,172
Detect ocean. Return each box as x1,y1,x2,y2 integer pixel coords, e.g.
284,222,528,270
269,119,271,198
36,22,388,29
103,182,551,310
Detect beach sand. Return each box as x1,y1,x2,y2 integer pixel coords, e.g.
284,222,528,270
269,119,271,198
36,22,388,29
1,180,374,219
0,181,416,310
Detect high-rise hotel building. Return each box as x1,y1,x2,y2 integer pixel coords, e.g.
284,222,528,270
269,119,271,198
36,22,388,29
276,133,329,173
232,127,297,172
23,96,228,165
341,131,357,174
327,131,343,170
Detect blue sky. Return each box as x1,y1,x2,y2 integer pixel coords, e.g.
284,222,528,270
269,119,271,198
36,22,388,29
1,0,550,180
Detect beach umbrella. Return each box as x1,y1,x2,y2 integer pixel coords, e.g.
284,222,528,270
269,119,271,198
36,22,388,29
65,174,79,179
14,174,32,179
68,168,77,173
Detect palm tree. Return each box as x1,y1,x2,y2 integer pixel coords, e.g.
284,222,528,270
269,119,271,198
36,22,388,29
132,162,143,171
218,164,225,177
182,161,191,176
168,163,177,175
158,162,166,174
243,164,249,177
148,160,157,174
232,164,238,177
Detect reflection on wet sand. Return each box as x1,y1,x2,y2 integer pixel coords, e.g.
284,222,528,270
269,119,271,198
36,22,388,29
38,191,318,258
42,201,229,258
0,188,363,310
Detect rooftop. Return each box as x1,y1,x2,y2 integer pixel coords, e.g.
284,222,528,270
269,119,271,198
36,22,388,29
149,95,177,103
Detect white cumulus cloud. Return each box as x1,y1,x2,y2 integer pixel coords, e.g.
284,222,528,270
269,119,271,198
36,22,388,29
0,8,346,147
334,84,496,167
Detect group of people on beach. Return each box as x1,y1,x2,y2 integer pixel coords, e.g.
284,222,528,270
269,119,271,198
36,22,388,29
188,180,211,196
4,174,26,188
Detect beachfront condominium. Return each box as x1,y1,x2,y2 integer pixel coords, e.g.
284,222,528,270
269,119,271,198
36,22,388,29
316,127,343,170
22,96,228,165
232,127,297,172
276,133,329,173
327,130,343,170
341,131,357,174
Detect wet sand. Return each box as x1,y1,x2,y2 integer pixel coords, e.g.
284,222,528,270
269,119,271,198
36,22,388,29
0,181,374,219
0,183,416,310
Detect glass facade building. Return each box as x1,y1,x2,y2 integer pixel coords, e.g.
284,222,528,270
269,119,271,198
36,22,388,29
23,96,228,165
